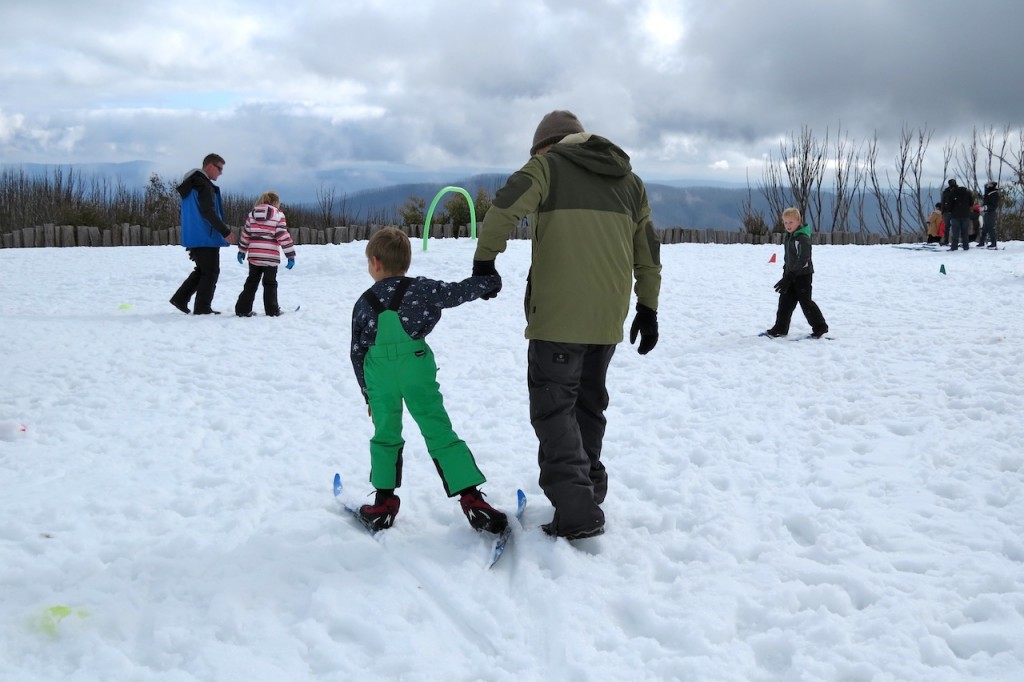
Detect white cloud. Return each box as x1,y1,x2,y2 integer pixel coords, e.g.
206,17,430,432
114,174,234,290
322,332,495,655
0,108,25,144
0,0,1022,194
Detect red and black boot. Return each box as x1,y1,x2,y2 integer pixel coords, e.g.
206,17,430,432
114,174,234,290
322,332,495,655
459,488,508,534
358,489,400,532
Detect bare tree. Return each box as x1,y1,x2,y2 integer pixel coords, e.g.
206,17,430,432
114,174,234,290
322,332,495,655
781,126,827,230
955,128,981,195
979,128,1024,186
810,127,830,231
941,137,956,185
904,125,934,232
865,134,895,236
757,152,790,231
897,124,937,233
315,183,335,230
980,124,1010,185
829,127,861,232
740,169,769,235
980,128,1024,241
888,125,919,236
852,175,871,233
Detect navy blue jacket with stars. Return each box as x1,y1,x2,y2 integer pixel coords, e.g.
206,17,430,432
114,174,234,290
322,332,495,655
350,274,500,400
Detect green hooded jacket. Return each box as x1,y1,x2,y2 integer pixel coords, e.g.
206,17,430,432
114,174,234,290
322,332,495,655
474,133,662,344
783,223,815,279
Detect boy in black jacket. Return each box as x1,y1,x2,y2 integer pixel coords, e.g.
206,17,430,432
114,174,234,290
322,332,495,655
763,207,829,339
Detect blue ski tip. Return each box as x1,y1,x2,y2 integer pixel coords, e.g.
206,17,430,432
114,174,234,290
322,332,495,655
333,473,342,497
489,489,528,569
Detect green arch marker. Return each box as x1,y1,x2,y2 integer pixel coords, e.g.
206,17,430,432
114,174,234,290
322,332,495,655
422,186,476,251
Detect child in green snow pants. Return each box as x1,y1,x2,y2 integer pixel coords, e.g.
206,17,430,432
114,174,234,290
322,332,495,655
349,227,505,533
364,308,485,495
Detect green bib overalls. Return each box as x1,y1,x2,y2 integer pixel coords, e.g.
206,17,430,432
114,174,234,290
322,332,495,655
363,281,485,495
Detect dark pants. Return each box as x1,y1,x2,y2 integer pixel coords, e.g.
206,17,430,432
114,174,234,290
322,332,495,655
171,248,221,313
235,264,281,315
940,212,952,245
980,211,997,247
528,340,614,535
771,274,828,336
949,217,971,250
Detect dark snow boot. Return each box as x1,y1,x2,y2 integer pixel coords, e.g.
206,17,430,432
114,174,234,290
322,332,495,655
169,298,191,314
459,488,507,534
541,519,605,540
358,490,400,532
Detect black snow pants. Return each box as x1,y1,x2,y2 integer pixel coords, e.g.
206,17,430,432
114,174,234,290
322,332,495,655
528,340,614,536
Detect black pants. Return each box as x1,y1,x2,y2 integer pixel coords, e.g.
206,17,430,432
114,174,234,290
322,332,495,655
980,211,997,247
940,212,952,245
771,274,828,336
528,340,614,535
235,264,281,315
171,248,221,313
949,217,971,250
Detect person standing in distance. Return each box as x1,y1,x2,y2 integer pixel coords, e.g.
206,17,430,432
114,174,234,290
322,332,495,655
472,110,662,540
170,153,235,315
979,181,1000,249
940,179,957,247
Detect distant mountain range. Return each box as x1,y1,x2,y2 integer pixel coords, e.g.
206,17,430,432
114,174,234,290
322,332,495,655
0,161,933,232
336,173,762,230
0,161,760,230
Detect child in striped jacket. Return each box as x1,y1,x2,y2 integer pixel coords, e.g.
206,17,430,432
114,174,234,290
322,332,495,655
234,191,296,317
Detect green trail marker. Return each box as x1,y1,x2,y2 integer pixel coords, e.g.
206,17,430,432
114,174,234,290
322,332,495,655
422,186,476,251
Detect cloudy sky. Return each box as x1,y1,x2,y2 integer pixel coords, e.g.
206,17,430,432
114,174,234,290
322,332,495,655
1,0,1019,196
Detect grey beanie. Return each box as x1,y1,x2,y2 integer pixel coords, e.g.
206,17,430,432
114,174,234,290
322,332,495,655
531,110,585,155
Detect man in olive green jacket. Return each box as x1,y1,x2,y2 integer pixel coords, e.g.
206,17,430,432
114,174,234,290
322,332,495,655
472,110,662,539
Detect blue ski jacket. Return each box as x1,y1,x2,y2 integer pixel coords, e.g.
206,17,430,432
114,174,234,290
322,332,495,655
178,168,230,248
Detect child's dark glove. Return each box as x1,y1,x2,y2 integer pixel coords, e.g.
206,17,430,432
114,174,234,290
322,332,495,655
629,304,659,355
774,277,790,294
237,252,245,265
472,259,501,300
286,258,295,270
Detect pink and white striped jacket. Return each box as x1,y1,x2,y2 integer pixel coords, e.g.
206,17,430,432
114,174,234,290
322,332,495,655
238,204,296,266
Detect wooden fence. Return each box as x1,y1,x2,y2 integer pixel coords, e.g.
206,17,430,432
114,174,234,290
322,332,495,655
0,222,922,249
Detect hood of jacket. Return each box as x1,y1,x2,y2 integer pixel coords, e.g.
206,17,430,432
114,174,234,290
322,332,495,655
789,223,812,239
177,168,209,199
546,133,632,178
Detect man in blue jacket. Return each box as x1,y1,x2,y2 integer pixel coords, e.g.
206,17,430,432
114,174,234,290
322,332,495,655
169,153,235,315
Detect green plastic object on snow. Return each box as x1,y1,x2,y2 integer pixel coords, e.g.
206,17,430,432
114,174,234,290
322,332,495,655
422,186,476,251
34,605,89,637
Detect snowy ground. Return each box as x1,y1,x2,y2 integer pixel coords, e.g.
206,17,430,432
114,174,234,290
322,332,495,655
1,238,1023,681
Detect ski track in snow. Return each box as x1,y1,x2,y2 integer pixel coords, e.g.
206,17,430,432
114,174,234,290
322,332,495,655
1,241,1023,681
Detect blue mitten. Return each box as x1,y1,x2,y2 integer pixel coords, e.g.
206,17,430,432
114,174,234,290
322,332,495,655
237,252,245,265
286,258,295,270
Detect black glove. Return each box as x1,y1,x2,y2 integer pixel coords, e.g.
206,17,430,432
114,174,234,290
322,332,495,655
774,277,791,294
629,304,659,355
472,259,502,300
